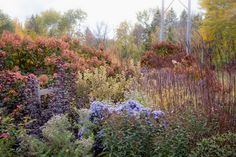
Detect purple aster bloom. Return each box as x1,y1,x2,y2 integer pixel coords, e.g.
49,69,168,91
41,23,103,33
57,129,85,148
90,101,110,113
152,110,165,119
90,101,114,123
78,127,85,140
141,108,152,117
118,100,145,113
78,127,91,140
89,100,165,126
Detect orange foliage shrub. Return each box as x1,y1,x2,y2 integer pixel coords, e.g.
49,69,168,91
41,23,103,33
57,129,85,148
0,31,121,77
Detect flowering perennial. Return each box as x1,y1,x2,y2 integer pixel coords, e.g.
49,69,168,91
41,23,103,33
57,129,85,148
89,100,164,124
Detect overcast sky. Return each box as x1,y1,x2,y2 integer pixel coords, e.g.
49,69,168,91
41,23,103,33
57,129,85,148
0,0,201,36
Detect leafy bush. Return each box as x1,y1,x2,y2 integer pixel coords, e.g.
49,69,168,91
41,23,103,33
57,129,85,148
0,116,21,157
96,101,214,157
0,71,26,115
140,42,202,71
190,132,236,157
151,105,213,157
87,100,165,156
101,113,164,157
77,66,132,106
19,114,93,157
152,125,190,157
0,32,119,76
0,137,15,157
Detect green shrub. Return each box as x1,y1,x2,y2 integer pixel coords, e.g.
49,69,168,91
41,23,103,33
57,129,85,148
77,66,132,106
99,100,216,157
151,106,214,157
0,116,20,157
190,132,236,157
151,125,189,157
0,138,16,157
19,114,93,157
101,113,164,157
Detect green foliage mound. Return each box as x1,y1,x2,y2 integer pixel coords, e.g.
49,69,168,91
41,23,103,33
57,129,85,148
77,66,132,106
191,132,236,157
102,113,165,157
19,114,93,157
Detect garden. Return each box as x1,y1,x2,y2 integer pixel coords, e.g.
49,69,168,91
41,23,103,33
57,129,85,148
0,0,236,156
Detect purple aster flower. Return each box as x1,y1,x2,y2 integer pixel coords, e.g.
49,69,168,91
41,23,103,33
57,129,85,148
90,101,114,123
78,127,85,140
118,100,145,113
152,110,165,119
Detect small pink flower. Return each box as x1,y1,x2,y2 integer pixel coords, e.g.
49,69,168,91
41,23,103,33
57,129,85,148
0,133,10,139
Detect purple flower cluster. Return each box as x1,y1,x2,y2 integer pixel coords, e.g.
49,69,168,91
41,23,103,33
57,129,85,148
89,101,113,123
89,100,164,123
89,100,165,155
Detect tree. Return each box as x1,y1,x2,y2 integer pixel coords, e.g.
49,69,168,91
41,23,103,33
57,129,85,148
136,9,155,49
165,8,178,42
24,9,87,37
40,9,61,36
13,19,25,38
151,8,161,32
192,14,203,30
93,22,109,47
58,9,87,37
200,0,236,41
0,10,15,34
165,8,178,28
149,8,161,43
25,15,45,36
179,10,187,28
116,21,140,61
132,24,146,46
200,0,236,65
84,27,96,47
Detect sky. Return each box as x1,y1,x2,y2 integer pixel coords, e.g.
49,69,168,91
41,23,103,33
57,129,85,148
0,0,201,36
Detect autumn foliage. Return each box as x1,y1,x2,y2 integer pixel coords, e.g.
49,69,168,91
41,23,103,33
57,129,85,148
0,31,120,76
141,42,192,68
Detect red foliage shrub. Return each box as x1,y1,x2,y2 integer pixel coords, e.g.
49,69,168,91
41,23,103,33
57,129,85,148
0,71,27,115
141,42,205,78
0,31,120,77
141,50,188,69
141,42,185,69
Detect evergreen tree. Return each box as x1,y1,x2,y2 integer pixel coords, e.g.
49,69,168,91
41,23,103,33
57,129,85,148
151,8,161,32
165,8,178,42
179,10,187,28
